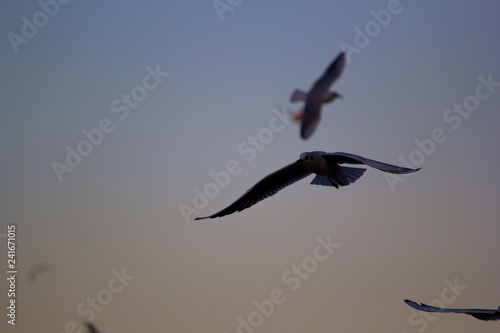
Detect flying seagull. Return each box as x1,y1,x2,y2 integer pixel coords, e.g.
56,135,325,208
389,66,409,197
290,51,346,139
26,263,53,284
84,321,102,333
195,151,420,220
405,299,500,321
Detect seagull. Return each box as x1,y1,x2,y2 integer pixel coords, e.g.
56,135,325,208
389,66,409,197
195,151,420,220
26,263,53,284
289,51,346,139
84,321,102,333
404,299,500,321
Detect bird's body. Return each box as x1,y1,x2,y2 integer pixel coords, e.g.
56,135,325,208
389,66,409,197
405,299,500,321
195,151,420,220
299,151,356,186
290,51,346,139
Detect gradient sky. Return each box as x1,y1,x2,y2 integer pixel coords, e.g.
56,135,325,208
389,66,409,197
1,1,500,332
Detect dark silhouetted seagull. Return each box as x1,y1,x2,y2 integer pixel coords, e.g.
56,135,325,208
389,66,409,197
405,299,500,321
84,321,102,333
290,52,346,139
26,263,53,284
195,151,420,219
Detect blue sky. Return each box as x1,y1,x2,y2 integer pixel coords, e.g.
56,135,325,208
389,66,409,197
1,1,500,332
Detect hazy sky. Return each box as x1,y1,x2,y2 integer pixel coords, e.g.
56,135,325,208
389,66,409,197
1,1,500,332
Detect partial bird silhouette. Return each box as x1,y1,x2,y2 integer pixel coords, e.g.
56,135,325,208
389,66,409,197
26,263,53,284
195,151,420,219
290,51,346,139
84,321,102,333
405,299,500,321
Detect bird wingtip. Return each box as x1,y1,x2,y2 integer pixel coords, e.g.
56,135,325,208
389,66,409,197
300,129,311,140
194,216,211,220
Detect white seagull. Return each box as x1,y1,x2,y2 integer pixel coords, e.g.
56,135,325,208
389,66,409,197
290,51,346,139
405,299,500,321
195,151,420,220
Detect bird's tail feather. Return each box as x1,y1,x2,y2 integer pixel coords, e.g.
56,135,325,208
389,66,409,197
341,166,366,184
310,175,338,188
310,167,366,188
288,110,303,123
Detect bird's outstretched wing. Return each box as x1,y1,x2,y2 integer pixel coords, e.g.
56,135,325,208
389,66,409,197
195,160,312,220
313,52,346,92
404,299,500,321
290,89,308,103
322,152,421,174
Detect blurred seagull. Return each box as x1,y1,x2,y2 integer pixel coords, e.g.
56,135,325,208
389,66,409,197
405,299,500,321
195,151,420,220
84,321,102,333
26,263,53,284
289,51,346,139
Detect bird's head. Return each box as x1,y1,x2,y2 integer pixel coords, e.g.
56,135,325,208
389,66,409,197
300,151,323,164
324,91,343,103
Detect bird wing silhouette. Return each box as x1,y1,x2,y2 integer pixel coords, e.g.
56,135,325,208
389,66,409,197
322,152,421,174
195,160,311,219
404,299,500,321
312,52,346,92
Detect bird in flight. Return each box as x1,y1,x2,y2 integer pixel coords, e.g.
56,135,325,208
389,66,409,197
405,299,500,321
289,51,346,139
26,263,53,284
195,151,420,220
84,321,102,333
